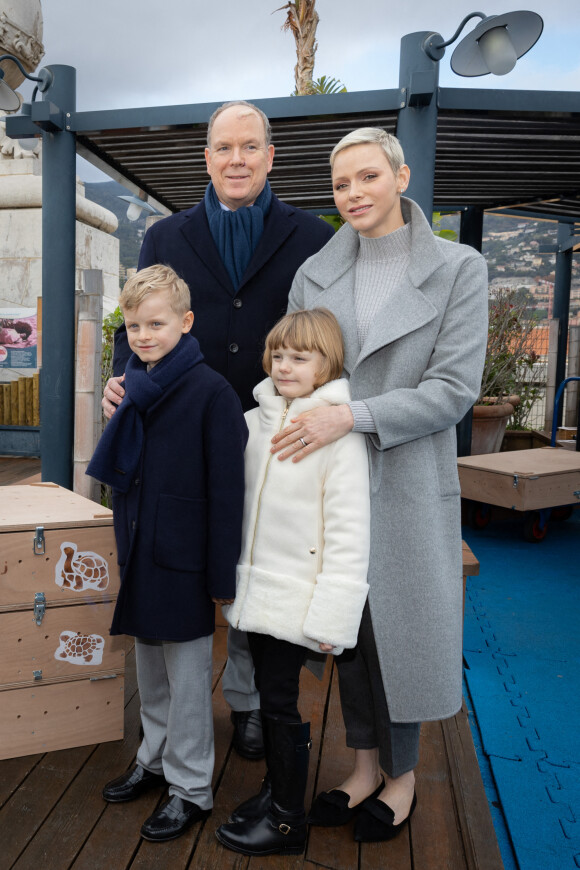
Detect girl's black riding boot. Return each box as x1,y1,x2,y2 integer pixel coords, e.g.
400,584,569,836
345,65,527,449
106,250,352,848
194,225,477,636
228,713,271,824
216,718,311,856
228,773,272,824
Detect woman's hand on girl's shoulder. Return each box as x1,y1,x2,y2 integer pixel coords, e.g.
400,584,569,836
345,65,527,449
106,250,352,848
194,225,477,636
270,404,354,462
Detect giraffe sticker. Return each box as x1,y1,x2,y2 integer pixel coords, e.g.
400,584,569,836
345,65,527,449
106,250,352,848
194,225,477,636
55,542,110,591
54,631,105,666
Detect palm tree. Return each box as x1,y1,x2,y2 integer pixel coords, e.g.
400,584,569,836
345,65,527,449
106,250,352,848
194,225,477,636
276,1,320,95
309,75,347,94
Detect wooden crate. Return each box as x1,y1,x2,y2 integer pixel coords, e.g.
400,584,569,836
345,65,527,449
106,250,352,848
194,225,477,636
458,447,580,511
0,483,124,760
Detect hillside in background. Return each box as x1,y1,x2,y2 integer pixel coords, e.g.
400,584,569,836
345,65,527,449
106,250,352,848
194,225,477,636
83,181,576,309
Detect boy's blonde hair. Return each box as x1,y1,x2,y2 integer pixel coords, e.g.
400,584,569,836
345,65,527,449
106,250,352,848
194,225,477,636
330,127,405,176
263,308,344,389
119,264,191,315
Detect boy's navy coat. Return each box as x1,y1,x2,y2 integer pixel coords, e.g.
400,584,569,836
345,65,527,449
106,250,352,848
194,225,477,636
110,359,248,641
113,194,334,411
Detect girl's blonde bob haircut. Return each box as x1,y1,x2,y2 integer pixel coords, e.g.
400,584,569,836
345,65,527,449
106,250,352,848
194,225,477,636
263,308,344,390
119,264,191,315
330,127,405,176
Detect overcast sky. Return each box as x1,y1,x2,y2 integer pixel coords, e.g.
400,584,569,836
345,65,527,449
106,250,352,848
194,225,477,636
16,0,580,180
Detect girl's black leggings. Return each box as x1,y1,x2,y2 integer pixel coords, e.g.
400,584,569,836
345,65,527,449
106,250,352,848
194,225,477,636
247,632,306,723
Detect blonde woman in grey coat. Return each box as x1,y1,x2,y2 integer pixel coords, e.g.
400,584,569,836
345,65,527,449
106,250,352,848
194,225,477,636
271,128,488,843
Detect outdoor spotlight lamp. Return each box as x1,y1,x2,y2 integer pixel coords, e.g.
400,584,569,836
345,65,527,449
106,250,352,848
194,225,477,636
423,10,543,77
14,136,40,151
118,195,161,222
0,54,53,111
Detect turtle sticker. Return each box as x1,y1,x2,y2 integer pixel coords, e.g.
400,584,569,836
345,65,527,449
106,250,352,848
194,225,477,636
55,542,110,591
54,631,105,666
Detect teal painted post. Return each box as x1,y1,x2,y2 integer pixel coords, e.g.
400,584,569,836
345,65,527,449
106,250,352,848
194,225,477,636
457,207,486,456
552,221,574,427
396,32,439,220
40,66,77,486
460,206,484,252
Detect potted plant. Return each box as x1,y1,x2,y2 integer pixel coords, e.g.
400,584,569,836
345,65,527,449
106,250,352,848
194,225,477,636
472,287,540,454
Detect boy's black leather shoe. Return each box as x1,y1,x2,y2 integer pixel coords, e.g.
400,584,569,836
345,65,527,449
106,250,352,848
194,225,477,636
102,764,166,803
231,710,265,759
141,795,211,842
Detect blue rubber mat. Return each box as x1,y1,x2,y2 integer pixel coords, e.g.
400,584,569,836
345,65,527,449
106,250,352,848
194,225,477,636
463,510,580,870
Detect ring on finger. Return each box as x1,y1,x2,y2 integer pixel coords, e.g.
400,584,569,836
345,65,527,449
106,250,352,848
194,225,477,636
299,437,308,448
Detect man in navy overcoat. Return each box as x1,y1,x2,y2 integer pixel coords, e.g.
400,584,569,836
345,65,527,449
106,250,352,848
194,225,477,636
104,100,334,758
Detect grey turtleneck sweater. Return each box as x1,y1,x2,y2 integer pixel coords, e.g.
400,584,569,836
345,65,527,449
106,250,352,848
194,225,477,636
349,222,412,432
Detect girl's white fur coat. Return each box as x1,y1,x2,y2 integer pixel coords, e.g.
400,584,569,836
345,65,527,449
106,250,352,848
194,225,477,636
224,377,370,654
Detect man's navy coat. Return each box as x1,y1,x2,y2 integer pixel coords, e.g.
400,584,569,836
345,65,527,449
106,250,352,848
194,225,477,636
113,194,334,410
110,360,248,641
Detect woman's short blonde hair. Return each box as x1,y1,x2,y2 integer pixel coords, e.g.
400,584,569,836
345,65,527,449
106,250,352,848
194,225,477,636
119,264,191,315
263,308,344,389
330,127,405,175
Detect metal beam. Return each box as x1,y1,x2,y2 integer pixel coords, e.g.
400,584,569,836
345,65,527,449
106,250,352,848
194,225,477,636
460,206,484,253
485,208,580,224
456,206,485,456
75,139,172,215
553,221,575,426
396,32,439,219
40,66,77,488
438,87,580,113
69,90,403,134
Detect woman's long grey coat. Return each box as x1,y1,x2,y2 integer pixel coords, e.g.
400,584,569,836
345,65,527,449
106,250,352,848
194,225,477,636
288,198,488,722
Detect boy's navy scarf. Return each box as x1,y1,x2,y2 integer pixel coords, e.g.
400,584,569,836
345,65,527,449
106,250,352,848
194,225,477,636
204,180,272,290
87,334,204,493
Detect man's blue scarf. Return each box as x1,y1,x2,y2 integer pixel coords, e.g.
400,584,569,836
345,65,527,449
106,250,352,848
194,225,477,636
87,334,204,493
204,180,272,290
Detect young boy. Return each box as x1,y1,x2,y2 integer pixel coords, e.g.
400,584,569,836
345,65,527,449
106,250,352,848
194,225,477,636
87,264,247,842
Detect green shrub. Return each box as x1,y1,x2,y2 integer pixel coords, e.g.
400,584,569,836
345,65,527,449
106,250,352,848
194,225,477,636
102,306,124,392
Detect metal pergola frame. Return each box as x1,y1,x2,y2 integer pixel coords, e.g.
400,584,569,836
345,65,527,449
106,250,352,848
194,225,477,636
5,31,580,485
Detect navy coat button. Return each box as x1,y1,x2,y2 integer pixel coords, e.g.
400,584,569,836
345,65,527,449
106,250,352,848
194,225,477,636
134,478,140,486
229,343,239,353
233,298,242,308
131,520,136,530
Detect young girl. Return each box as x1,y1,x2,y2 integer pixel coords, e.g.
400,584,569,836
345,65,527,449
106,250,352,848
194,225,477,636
215,307,371,857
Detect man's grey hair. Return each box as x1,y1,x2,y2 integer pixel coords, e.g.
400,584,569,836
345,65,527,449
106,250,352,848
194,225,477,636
330,128,405,175
207,100,272,148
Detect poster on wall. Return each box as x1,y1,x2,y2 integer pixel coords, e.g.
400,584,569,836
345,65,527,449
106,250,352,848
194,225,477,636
0,308,38,368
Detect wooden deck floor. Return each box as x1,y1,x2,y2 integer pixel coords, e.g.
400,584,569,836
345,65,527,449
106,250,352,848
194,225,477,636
0,456,41,486
0,461,503,870
0,630,503,870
